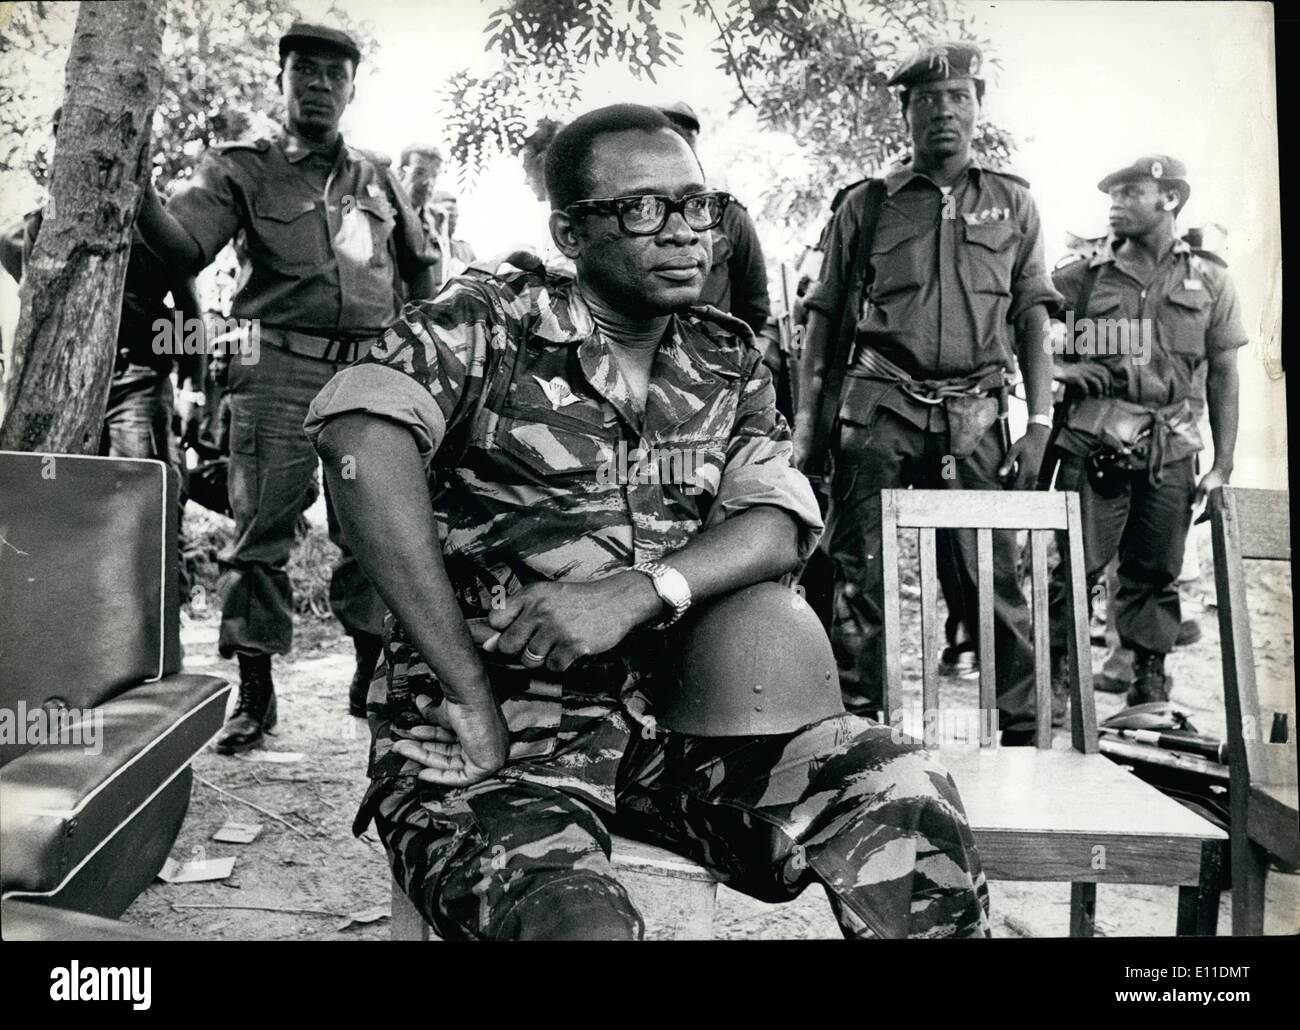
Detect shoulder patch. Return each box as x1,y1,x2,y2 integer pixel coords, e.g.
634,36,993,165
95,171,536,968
212,139,270,155
981,167,1032,190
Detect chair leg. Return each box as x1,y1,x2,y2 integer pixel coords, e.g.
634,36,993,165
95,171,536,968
1069,883,1096,936
391,874,430,941
1231,835,1269,936
1176,840,1225,936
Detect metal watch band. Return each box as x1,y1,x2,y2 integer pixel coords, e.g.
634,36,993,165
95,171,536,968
631,561,691,629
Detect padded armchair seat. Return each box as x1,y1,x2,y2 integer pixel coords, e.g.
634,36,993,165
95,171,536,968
1,673,231,911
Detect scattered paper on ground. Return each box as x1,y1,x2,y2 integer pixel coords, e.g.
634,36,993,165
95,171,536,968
212,821,263,844
158,856,237,883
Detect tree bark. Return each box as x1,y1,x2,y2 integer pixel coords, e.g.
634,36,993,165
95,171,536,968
0,0,164,453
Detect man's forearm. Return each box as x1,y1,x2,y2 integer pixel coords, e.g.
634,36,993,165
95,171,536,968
1015,304,1054,419
1206,359,1240,474
136,181,203,273
662,505,802,610
794,310,832,430
316,412,492,708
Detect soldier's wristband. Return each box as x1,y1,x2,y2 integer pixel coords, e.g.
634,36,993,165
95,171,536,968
1027,414,1053,430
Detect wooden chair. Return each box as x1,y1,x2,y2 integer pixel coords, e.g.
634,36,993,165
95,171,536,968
390,834,719,940
880,488,1227,936
1208,486,1298,935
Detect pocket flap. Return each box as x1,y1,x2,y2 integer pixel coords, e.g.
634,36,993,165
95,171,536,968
1166,286,1211,313
253,197,316,223
963,221,1018,252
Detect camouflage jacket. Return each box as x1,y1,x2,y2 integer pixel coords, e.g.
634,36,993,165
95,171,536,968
304,260,822,815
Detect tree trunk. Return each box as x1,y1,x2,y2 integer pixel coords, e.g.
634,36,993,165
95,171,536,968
0,0,164,454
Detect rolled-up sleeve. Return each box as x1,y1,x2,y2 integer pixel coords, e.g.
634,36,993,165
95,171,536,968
1009,192,1064,322
304,276,498,466
705,354,824,558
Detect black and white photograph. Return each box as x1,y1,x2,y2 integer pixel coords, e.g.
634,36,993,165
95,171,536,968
0,0,1293,979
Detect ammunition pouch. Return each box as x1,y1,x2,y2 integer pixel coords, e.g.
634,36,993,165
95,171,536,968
1065,396,1203,484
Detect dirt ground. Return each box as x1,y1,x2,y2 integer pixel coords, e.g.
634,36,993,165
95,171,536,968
123,511,1299,940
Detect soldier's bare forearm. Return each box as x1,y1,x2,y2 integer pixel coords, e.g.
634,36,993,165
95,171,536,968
1014,304,1054,419
794,310,832,431
664,505,801,607
136,180,204,273
1206,351,1240,475
316,413,494,709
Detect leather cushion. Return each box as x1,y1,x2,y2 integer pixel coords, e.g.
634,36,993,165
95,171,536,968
0,451,182,766
0,673,231,897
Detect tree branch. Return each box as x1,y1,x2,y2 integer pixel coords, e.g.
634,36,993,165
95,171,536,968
700,0,757,108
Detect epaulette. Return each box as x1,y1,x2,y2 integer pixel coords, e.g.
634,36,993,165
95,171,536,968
1191,248,1228,269
688,304,756,349
212,139,270,155
830,177,871,213
981,167,1032,189
348,145,393,169
1053,252,1087,271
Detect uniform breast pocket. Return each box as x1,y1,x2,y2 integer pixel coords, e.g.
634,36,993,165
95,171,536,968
868,216,925,300
355,195,396,268
495,399,616,483
1163,287,1211,357
251,196,325,268
962,221,1020,295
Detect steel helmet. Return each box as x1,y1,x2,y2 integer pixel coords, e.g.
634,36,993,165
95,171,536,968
657,581,844,736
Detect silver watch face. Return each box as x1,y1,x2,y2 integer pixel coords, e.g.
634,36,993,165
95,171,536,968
654,566,691,611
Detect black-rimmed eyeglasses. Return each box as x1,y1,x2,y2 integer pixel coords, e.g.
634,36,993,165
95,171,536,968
565,191,732,236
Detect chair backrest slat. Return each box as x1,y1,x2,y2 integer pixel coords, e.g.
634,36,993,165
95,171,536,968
1063,493,1100,752
881,491,903,714
919,527,940,719
975,528,997,717
1029,529,1054,748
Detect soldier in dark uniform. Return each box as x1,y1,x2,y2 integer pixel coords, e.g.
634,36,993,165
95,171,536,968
137,23,437,752
660,101,771,339
1046,156,1246,705
793,42,1062,745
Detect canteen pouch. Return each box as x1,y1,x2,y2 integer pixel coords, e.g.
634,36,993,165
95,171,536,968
944,394,1000,458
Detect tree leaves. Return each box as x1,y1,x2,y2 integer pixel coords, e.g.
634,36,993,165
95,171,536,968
446,0,1019,242
1,0,376,190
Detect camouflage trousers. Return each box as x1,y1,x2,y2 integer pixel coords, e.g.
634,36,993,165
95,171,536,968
370,708,992,940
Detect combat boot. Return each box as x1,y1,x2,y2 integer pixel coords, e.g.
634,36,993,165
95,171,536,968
349,631,384,717
216,652,278,754
1127,648,1173,707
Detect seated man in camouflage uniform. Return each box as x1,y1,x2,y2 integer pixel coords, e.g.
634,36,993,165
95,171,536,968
305,105,991,940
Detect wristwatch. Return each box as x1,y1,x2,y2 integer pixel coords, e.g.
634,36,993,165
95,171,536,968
1027,413,1053,429
631,562,692,630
